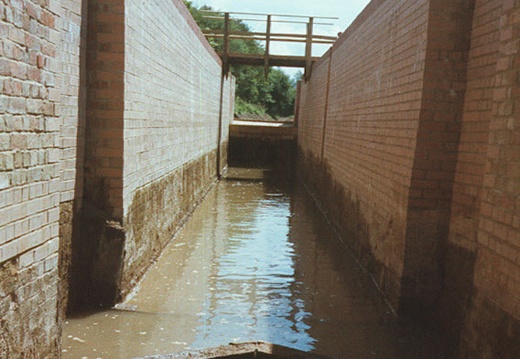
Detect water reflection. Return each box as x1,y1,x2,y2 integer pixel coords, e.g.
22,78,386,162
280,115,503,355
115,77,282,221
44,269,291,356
192,183,314,351
62,170,440,359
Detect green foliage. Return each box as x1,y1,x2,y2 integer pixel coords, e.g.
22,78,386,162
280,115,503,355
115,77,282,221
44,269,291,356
267,69,296,118
183,1,297,118
234,96,268,116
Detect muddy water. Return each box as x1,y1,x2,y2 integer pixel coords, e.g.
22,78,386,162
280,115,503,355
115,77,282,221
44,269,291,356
63,170,439,359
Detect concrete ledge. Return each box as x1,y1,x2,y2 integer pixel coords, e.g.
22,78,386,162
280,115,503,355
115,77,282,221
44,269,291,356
230,121,297,141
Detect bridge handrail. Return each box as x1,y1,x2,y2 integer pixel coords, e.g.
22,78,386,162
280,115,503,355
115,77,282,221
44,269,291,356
200,11,339,79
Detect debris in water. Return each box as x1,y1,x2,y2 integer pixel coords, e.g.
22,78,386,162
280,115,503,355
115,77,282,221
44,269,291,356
114,303,137,311
72,337,86,343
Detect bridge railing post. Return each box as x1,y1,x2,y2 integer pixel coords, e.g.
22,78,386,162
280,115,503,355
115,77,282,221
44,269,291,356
223,12,230,75
264,14,272,78
305,17,314,81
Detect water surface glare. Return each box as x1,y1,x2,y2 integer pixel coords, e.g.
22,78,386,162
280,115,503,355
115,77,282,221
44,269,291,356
63,173,437,358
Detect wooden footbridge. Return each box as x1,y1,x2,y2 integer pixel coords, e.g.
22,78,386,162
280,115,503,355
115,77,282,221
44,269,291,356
201,11,338,78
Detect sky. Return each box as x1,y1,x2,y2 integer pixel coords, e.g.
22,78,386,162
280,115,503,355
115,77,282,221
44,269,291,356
190,0,372,76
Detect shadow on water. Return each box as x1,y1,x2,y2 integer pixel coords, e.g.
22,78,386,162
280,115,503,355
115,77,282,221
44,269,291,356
62,166,444,359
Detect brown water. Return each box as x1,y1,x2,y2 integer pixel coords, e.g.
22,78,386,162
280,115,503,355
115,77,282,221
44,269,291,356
62,170,440,359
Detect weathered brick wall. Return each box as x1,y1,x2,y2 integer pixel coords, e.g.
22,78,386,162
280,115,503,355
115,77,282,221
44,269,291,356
402,0,475,313
439,0,503,354
124,0,225,199
298,0,520,357
121,0,234,298
2,0,232,354
298,0,431,309
67,0,126,310
0,0,83,356
70,0,234,307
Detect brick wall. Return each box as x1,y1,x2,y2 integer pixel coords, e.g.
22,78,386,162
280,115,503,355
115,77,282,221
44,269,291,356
440,0,503,354
124,0,223,199
402,0,475,313
56,0,85,327
0,0,83,356
1,0,233,355
297,54,330,160
298,0,431,309
298,0,520,357
68,0,234,308
120,0,234,297
83,0,124,220
67,0,125,311
456,1,520,357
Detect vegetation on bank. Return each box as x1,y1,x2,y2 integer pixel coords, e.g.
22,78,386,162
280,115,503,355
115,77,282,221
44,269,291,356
183,1,300,119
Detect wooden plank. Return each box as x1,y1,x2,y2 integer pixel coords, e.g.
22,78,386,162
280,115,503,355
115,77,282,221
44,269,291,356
220,53,320,68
